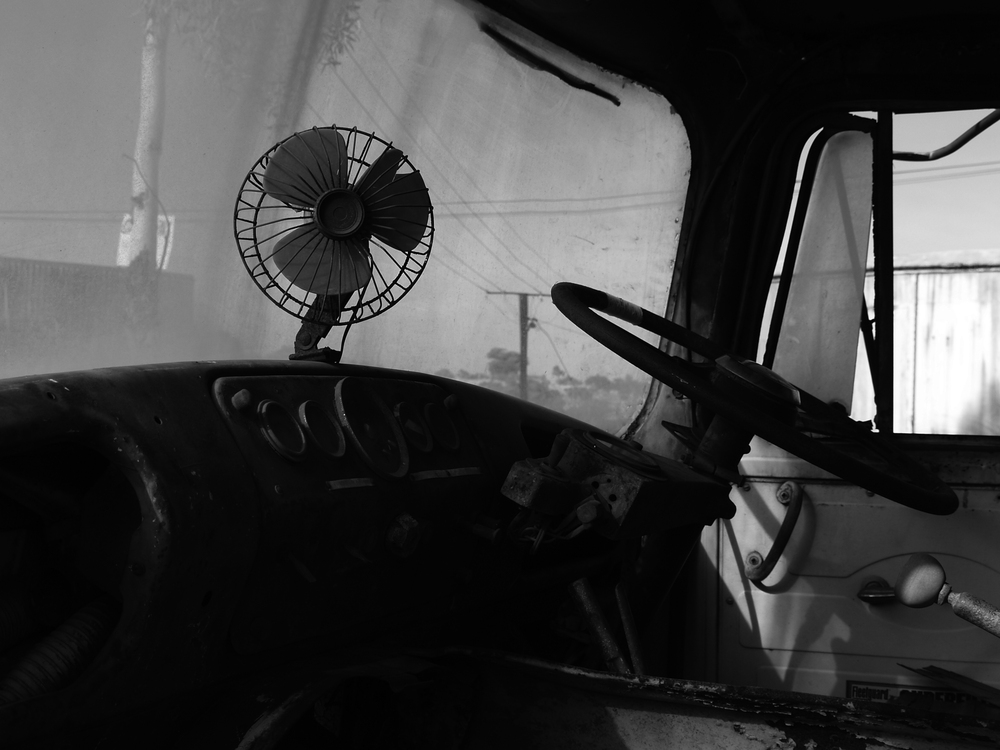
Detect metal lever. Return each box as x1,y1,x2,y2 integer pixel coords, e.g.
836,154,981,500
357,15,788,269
745,481,804,584
569,578,630,675
896,553,1000,639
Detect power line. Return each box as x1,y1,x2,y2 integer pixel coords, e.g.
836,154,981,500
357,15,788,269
484,291,551,297
893,167,1000,186
338,50,549,293
532,314,584,335
436,256,493,290
434,254,489,292
354,24,562,280
434,189,682,207
0,215,124,225
329,64,546,295
432,239,503,292
533,319,573,378
0,209,216,224
894,158,1000,175
348,30,561,285
433,200,670,219
484,295,517,325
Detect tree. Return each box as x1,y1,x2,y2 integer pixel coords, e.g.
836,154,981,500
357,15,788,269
486,347,522,380
118,6,168,275
119,0,362,320
475,348,649,431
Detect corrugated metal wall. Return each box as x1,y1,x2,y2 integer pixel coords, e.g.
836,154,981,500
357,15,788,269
0,257,193,377
851,264,1000,435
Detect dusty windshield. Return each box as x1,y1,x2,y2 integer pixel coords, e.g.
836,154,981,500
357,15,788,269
0,0,688,433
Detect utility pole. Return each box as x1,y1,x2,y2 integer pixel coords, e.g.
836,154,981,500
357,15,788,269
486,291,550,401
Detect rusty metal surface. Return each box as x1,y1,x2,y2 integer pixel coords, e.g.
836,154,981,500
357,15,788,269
459,653,1000,749
950,591,1000,639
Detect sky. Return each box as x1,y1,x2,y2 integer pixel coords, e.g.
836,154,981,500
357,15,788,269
894,109,1000,259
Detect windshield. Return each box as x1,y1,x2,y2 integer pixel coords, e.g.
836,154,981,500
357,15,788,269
1,0,688,433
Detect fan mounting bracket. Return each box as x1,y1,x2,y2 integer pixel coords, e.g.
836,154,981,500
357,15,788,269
290,344,343,365
291,316,344,364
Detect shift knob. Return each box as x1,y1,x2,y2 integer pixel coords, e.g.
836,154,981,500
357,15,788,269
895,553,946,608
894,553,1000,639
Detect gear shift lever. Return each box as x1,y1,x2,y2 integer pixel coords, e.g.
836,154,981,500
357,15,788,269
895,553,1000,639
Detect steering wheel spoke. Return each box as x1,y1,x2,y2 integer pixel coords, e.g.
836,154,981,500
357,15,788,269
551,282,958,515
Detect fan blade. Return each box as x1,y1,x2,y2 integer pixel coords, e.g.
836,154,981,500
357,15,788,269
263,129,349,208
341,235,374,295
272,225,372,295
366,171,431,253
354,147,404,201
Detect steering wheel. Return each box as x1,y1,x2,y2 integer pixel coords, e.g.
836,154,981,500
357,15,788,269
551,282,958,515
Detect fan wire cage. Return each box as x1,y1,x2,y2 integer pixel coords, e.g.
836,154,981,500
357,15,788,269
234,125,434,329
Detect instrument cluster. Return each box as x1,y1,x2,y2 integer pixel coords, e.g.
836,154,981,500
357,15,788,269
211,373,489,653
214,374,475,491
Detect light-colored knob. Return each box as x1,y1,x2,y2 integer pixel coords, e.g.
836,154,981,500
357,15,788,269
895,553,946,608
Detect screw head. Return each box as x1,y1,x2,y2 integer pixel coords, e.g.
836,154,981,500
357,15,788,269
386,513,422,557
776,480,799,505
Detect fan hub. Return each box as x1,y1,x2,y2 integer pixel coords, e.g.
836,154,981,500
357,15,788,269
314,189,365,238
237,125,433,328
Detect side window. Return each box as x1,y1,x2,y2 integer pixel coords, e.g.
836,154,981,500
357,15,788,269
890,110,1000,435
764,109,1000,437
761,121,875,421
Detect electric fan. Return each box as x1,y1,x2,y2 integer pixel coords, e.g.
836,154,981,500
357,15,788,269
234,125,433,360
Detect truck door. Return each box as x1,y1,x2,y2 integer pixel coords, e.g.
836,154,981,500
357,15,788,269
706,110,1000,701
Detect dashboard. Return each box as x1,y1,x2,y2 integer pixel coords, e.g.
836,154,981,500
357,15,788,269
213,371,497,654
0,359,731,746
0,360,595,742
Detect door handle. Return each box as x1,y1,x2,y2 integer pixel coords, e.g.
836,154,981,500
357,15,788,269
857,577,896,604
745,480,804,584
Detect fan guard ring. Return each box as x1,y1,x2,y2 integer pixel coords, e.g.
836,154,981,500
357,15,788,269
234,125,434,325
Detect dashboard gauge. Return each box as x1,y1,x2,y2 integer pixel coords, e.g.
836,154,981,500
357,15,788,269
298,400,346,457
257,399,307,461
424,401,460,451
394,401,433,453
334,378,409,478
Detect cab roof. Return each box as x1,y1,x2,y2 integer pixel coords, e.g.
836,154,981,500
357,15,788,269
478,1,1000,120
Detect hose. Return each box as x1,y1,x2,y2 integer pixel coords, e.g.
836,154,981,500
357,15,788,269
0,596,117,705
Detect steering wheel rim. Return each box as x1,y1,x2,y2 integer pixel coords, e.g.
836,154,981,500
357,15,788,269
551,282,958,515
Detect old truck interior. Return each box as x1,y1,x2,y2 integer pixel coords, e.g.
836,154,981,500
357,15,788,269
4,0,1000,747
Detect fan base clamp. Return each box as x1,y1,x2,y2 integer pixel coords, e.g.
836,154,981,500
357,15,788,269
289,346,342,365
291,317,341,364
